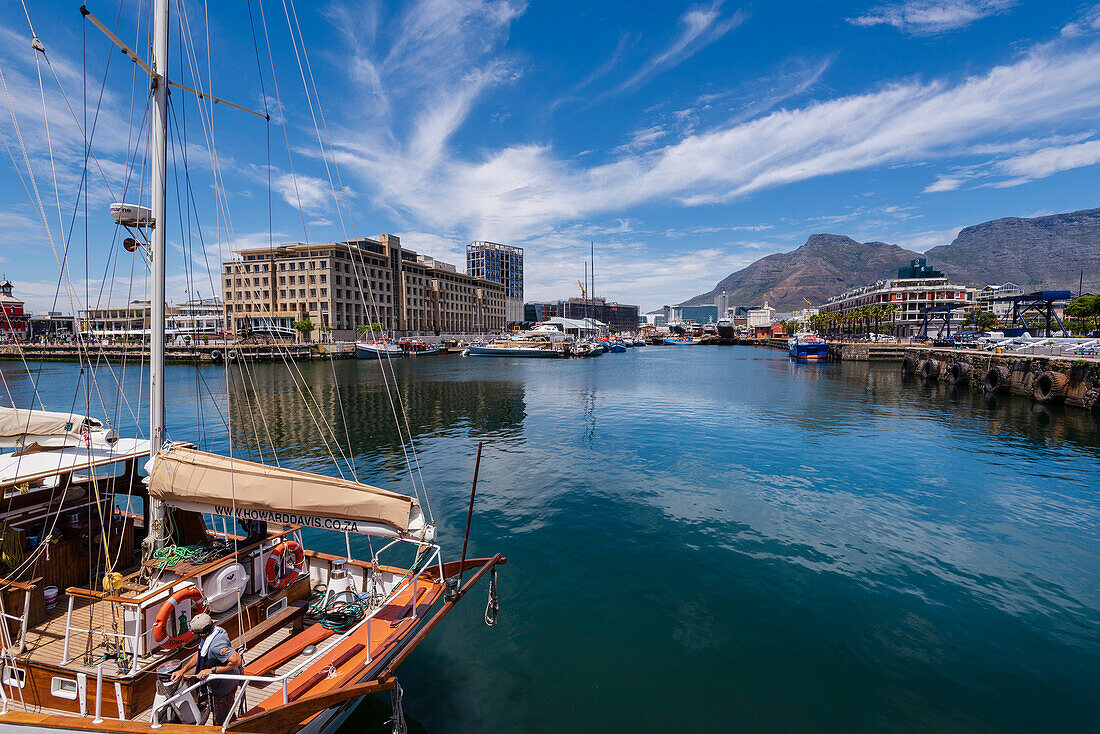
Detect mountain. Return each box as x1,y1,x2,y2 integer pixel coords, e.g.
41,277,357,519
683,234,922,310
925,208,1100,292
683,207,1100,311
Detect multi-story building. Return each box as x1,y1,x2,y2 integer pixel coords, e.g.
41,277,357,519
222,234,505,340
525,297,640,333
167,298,225,339
746,301,776,328
715,291,732,317
79,300,180,339
976,283,1024,320
466,241,523,325
821,259,975,337
0,280,27,341
669,304,718,324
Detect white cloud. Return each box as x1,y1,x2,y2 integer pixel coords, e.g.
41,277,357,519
1061,4,1100,38
994,139,1100,182
332,36,1100,242
923,175,966,192
272,173,332,212
848,0,1017,35
617,2,748,92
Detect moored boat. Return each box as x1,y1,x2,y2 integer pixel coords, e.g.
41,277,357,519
0,4,505,733
355,341,405,359
788,332,828,359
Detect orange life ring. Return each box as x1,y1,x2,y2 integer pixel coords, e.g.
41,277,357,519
265,540,305,590
152,586,207,650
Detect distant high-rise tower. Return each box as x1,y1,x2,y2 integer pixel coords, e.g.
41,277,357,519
467,241,524,324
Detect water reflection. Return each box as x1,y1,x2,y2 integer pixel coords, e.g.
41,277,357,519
2,350,1099,733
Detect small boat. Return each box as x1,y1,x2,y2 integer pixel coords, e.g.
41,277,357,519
607,343,627,353
355,340,405,359
399,339,440,356
465,330,567,358
633,339,645,346
570,341,603,357
788,332,828,360
465,343,562,357
662,337,700,345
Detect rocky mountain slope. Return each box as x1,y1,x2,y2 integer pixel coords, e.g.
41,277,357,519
684,207,1100,311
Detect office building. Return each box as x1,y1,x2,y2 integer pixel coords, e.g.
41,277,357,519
223,234,505,340
525,297,640,333
467,241,523,325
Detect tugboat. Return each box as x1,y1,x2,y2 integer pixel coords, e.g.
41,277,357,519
787,332,828,360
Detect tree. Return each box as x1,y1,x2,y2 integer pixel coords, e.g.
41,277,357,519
356,324,368,334
1065,295,1100,335
292,319,314,342
964,309,998,331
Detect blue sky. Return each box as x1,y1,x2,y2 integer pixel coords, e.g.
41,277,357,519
0,0,1099,314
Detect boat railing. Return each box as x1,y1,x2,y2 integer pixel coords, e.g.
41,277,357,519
0,576,41,653
60,526,304,666
149,541,443,730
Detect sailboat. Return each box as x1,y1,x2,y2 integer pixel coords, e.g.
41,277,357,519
0,3,503,733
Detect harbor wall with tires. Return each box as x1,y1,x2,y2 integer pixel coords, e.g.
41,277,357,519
901,348,1100,410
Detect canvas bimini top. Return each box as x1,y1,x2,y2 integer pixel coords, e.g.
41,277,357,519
148,444,432,540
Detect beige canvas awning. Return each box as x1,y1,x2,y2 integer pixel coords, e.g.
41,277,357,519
0,406,115,446
148,446,423,536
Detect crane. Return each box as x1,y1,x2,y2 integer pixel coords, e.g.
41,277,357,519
578,279,587,299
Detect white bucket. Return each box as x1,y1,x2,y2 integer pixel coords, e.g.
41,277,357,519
44,586,58,610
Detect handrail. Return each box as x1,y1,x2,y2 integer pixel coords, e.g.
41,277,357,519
0,576,42,593
65,526,301,606
150,542,443,727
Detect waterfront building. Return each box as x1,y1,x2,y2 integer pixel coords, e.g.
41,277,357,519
28,312,76,339
639,313,667,326
670,304,718,324
746,301,776,328
466,241,524,326
525,297,640,332
167,297,224,339
821,258,975,337
222,234,505,340
0,280,27,341
976,283,1024,320
79,300,179,339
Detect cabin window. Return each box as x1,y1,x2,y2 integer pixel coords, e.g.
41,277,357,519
51,677,77,699
266,598,287,619
2,665,25,688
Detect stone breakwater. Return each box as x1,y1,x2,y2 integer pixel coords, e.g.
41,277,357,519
901,348,1100,411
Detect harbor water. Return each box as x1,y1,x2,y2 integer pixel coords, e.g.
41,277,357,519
2,346,1098,732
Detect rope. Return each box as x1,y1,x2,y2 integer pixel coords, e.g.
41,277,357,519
484,567,499,628
389,679,406,734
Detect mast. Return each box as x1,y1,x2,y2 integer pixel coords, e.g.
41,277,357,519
149,0,169,544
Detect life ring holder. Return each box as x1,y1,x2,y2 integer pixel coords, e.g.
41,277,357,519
152,586,207,650
265,540,305,590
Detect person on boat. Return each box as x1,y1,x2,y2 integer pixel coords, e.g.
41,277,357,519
170,613,243,724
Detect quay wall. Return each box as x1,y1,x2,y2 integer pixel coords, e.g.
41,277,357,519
717,337,1100,412
901,348,1100,411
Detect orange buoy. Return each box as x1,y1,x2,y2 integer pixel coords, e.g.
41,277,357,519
152,586,207,650
265,540,305,590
